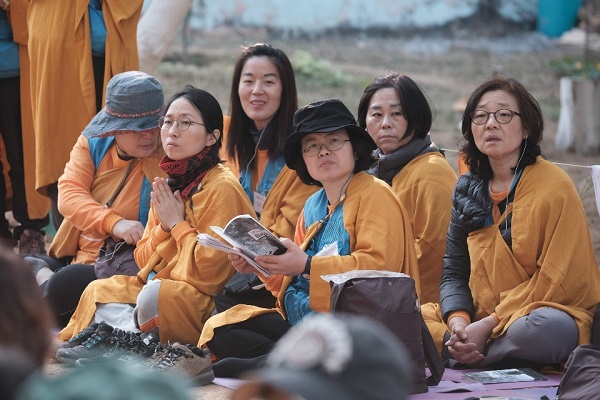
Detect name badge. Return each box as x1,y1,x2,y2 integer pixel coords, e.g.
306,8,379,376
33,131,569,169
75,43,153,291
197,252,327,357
253,191,266,214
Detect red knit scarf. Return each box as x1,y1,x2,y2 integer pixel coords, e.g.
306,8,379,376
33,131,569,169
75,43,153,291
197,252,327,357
159,146,220,198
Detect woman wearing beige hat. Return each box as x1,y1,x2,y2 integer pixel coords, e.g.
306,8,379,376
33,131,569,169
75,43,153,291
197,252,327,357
200,99,421,378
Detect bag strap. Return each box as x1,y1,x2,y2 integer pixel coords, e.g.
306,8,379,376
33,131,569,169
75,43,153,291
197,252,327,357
106,159,136,208
421,315,444,385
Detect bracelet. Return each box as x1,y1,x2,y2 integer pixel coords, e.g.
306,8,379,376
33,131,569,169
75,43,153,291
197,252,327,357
301,255,312,279
170,222,178,231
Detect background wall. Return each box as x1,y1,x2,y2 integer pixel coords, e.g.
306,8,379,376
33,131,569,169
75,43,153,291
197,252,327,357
187,0,537,33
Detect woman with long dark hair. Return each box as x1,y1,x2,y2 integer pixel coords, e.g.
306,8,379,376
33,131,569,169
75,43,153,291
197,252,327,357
217,43,316,310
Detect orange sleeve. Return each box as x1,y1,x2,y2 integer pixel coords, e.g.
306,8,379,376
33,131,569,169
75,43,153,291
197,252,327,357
447,311,471,325
57,136,125,237
293,212,307,246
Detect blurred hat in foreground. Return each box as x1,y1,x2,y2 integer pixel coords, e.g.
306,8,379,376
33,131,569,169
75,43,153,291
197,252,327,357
232,313,412,400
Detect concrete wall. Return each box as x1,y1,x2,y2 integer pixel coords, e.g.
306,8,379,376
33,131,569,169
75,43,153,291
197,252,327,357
188,0,538,32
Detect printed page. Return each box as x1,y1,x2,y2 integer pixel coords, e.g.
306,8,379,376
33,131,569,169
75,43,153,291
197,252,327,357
462,368,547,384
197,232,273,277
220,214,287,257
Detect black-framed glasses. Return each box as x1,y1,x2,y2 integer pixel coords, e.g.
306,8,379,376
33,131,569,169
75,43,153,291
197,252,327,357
470,109,521,125
302,138,351,157
159,117,205,132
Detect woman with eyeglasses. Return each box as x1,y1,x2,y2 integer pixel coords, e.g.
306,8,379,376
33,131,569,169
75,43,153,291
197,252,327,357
216,43,317,311
198,99,421,378
56,86,255,375
25,71,166,328
421,77,600,368
358,73,457,305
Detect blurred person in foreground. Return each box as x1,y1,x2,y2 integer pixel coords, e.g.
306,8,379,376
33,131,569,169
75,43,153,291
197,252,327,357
421,77,600,368
18,360,192,400
0,246,54,400
232,314,412,400
358,72,457,304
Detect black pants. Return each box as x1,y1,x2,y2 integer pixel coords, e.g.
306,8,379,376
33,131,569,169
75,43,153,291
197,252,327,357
0,77,49,241
36,256,97,328
207,312,291,360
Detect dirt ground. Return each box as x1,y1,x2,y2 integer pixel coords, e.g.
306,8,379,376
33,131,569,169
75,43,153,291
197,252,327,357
155,27,600,262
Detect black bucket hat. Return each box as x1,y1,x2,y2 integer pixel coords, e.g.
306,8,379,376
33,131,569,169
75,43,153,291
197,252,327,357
82,71,164,139
283,99,376,169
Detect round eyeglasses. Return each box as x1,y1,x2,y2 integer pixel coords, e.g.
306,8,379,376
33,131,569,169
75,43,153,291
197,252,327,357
159,117,205,132
302,138,351,157
470,109,521,125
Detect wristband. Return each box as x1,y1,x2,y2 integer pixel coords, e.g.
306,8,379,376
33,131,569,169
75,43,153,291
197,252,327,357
301,255,312,279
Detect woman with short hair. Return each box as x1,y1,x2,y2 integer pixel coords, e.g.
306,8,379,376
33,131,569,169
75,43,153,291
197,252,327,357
200,99,421,378
422,77,600,368
358,72,457,304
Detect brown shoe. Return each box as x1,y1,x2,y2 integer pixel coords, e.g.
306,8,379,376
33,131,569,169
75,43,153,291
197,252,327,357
151,343,214,386
18,229,47,256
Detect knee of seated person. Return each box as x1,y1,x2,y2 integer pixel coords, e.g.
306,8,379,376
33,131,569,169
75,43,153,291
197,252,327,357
133,280,161,335
526,308,578,358
526,308,578,334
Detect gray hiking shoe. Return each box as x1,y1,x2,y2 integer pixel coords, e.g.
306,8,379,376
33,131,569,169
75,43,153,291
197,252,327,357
57,322,100,350
56,322,130,365
75,331,159,367
150,343,214,386
139,342,171,369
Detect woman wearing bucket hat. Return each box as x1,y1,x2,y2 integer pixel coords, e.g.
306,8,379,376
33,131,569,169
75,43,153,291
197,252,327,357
215,43,317,312
199,99,421,378
358,73,457,304
24,71,166,327
55,86,255,382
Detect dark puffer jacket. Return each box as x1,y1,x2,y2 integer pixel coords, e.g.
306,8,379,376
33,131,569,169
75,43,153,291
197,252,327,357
439,172,514,322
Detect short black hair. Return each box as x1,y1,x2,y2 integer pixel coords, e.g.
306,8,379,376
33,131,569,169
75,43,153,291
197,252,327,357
357,73,434,142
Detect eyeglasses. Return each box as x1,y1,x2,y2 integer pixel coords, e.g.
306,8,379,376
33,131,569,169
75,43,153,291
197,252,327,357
159,117,205,132
302,138,351,157
470,109,521,125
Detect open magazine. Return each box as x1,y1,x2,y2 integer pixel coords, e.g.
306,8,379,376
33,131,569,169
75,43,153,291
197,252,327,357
197,214,287,277
462,368,547,384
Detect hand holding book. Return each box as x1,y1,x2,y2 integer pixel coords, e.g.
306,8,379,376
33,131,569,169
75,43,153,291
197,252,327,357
197,214,287,277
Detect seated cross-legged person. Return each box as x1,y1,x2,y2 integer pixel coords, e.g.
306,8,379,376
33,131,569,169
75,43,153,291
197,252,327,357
55,86,256,383
421,77,600,369
199,99,421,378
